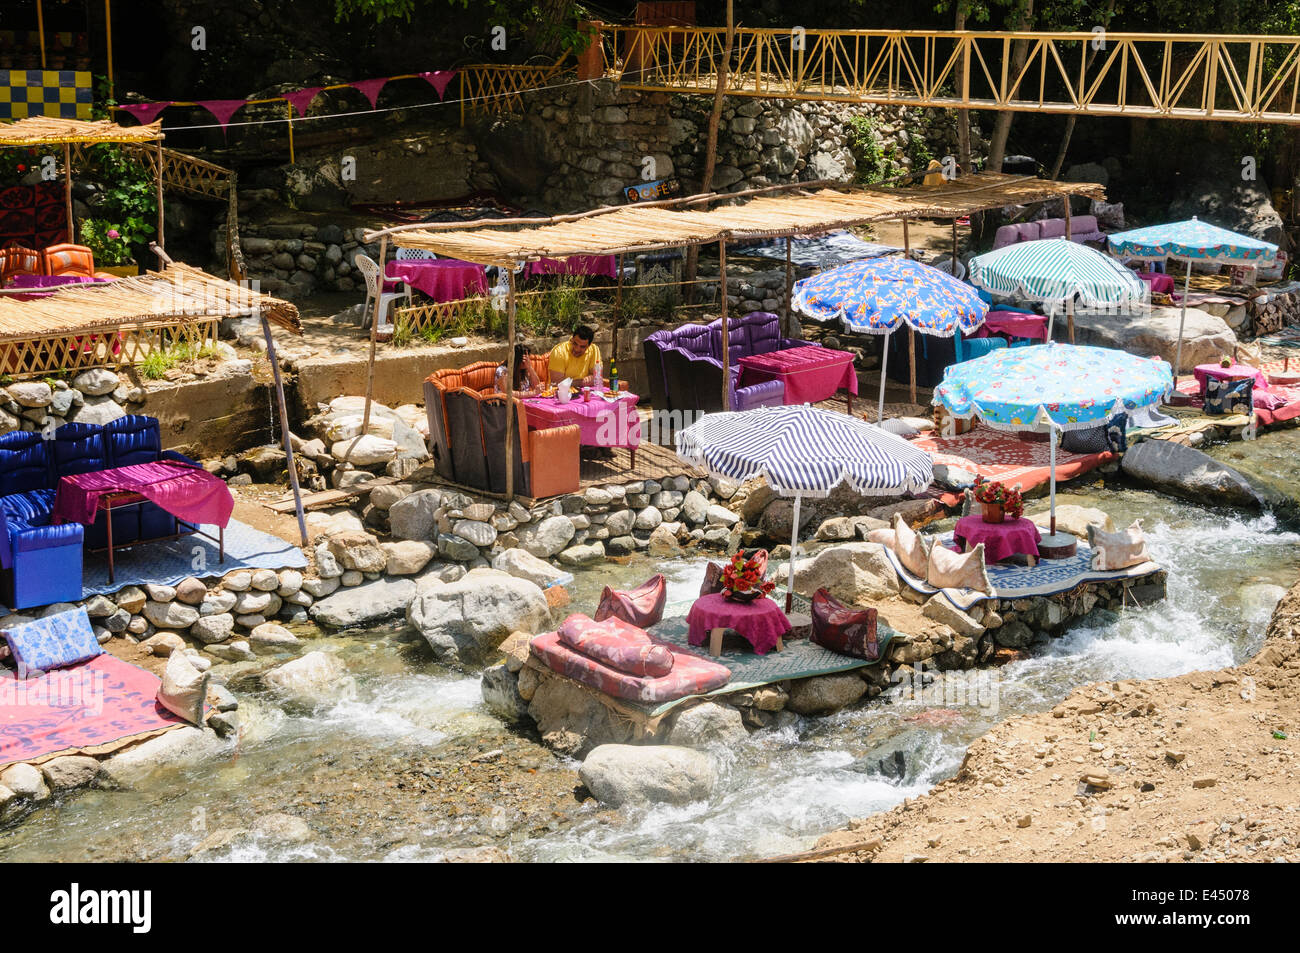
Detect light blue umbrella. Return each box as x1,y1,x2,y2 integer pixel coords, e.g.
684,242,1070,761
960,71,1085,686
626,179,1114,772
967,239,1147,343
933,342,1172,542
791,257,988,420
1108,218,1279,376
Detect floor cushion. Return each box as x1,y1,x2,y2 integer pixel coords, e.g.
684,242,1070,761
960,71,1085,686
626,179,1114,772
2,607,102,677
558,613,674,677
594,573,667,629
926,542,993,593
810,588,886,662
892,513,929,577
1087,519,1150,571
530,631,731,704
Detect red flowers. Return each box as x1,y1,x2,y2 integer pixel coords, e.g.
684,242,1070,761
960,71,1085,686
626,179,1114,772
973,476,1024,519
722,552,775,598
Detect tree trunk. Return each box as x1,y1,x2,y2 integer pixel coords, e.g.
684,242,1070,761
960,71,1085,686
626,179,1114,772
683,0,735,304
1048,0,1116,181
956,8,970,172
986,0,1034,175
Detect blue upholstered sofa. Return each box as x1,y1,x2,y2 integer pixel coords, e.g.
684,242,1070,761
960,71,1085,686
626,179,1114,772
0,416,199,609
643,311,800,416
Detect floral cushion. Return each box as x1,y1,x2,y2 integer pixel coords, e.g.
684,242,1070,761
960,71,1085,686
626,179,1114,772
558,613,674,677
1087,519,1150,571
926,542,993,593
1205,377,1253,416
810,588,887,662
2,608,102,677
530,631,731,704
892,513,929,577
594,573,667,629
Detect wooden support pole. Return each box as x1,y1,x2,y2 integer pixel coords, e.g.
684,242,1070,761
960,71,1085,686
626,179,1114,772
286,100,296,164
903,219,916,405
37,0,47,69
63,143,73,243
1064,196,1073,240
783,236,793,338
613,252,623,364
504,267,517,501
720,238,730,411
952,218,959,275
362,235,388,438
105,0,115,100
155,140,165,250
260,313,308,547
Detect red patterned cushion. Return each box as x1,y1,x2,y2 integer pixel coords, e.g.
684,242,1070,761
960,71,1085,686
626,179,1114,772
594,573,667,629
558,612,673,677
530,631,731,704
810,588,881,661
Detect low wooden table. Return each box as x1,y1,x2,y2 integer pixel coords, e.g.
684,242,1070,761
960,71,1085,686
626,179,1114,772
686,593,791,656
93,490,225,584
953,514,1041,565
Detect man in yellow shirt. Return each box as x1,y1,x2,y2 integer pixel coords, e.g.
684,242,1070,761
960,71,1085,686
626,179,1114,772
548,325,602,385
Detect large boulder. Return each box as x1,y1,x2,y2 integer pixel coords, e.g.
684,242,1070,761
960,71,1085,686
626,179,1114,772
262,651,356,707
786,673,868,715
519,515,576,558
99,726,228,786
667,702,748,747
1121,439,1261,509
790,542,900,603
1029,504,1114,539
526,674,635,754
579,744,718,807
490,548,568,588
387,488,442,540
324,531,388,573
308,578,416,629
1073,305,1235,369
1169,177,1287,249
406,574,549,663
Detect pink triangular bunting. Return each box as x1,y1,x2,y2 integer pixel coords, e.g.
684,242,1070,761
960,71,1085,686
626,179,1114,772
350,78,388,109
119,102,172,125
283,87,322,118
199,99,247,130
418,70,457,100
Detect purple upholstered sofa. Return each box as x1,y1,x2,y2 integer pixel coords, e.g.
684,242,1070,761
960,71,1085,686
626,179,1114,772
643,311,801,416
992,215,1107,249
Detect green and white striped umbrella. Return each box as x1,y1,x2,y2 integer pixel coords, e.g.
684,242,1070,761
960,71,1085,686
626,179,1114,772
968,238,1147,308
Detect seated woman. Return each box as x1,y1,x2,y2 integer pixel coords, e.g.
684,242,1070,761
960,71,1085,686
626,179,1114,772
495,344,542,395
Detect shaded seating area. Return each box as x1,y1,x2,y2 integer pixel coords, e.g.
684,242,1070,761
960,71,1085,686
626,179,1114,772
992,215,1106,249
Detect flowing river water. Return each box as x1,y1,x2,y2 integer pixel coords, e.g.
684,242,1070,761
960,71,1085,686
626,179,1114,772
2,472,1298,862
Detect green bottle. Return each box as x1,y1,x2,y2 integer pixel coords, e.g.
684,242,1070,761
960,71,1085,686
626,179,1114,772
610,361,620,393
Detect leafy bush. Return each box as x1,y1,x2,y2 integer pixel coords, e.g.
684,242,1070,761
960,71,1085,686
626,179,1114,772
82,145,156,254
79,219,135,266
846,115,885,183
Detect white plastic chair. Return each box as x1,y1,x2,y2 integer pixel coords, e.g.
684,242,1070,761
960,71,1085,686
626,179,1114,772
354,253,412,334
395,247,437,261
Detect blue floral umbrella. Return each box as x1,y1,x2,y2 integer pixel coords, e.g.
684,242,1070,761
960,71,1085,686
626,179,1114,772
792,256,989,420
1108,218,1279,376
933,342,1172,541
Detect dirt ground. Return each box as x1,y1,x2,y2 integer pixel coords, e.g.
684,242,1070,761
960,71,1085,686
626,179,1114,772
799,580,1300,864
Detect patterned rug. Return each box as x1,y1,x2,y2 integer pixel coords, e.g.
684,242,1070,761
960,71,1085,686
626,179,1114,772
909,428,1115,494
78,519,308,598
636,598,876,717
882,534,1162,612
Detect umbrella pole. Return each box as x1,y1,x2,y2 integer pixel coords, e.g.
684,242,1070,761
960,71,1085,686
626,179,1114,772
878,330,891,423
1049,424,1057,536
908,326,917,406
1067,298,1075,345
786,493,801,613
1174,259,1192,379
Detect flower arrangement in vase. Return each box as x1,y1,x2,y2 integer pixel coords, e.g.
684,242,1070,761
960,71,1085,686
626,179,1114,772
721,551,775,603
973,476,1024,523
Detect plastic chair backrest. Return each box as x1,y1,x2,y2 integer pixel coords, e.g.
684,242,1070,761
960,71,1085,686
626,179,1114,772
395,247,436,260
353,253,381,298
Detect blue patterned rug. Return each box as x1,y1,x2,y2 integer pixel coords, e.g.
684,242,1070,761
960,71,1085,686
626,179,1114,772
638,598,879,717
78,519,308,598
883,534,1162,612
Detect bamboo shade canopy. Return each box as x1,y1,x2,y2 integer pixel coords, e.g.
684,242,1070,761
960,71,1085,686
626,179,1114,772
373,174,1105,265
0,264,300,338
0,117,165,147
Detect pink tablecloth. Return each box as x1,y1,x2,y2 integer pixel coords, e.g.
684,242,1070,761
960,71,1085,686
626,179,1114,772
522,392,641,449
6,274,113,299
953,515,1041,563
522,255,617,279
686,593,791,655
1137,271,1175,295
53,462,234,528
972,311,1050,341
737,345,859,405
1193,363,1268,395
386,259,487,302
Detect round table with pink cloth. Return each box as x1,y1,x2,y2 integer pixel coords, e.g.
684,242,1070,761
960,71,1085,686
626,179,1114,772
385,259,487,302
687,593,791,655
522,392,641,451
953,515,1042,564
1193,363,1268,396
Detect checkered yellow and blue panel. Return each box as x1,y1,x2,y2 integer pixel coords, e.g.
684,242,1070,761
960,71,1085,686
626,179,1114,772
0,70,92,121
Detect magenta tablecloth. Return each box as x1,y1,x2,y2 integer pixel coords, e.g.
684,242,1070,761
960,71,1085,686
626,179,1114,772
386,259,488,302
687,593,791,655
522,393,641,448
1137,271,1175,295
522,255,617,279
5,274,113,299
953,515,1041,563
1193,363,1268,395
737,345,859,405
971,311,1050,342
54,462,234,528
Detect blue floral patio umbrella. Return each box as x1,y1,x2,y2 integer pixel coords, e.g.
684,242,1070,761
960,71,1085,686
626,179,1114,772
791,256,988,421
1108,218,1278,376
933,342,1173,545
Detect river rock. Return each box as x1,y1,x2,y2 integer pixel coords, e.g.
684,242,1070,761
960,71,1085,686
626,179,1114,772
453,519,497,547
634,506,663,530
491,548,567,588
604,508,635,536
7,381,52,407
437,533,480,562
922,597,985,638
1073,305,1235,369
301,576,339,598
40,755,103,791
331,435,397,466
142,600,199,629
667,702,748,747
232,589,276,616
174,576,208,605
387,489,443,540
381,540,438,575
0,763,48,801
406,575,549,663
205,640,255,662
71,396,126,426
1121,439,1261,509
786,673,868,715
248,622,301,648
72,368,120,396
223,571,252,592
481,663,529,720
521,515,576,557
113,585,147,614
262,651,355,706
309,578,417,629
579,744,718,807
276,570,303,596
144,584,176,602
250,569,280,591
647,524,680,556
325,531,388,573
790,542,900,603
141,632,186,656
100,726,228,786
252,812,312,843
1029,504,1115,538
201,591,238,615
759,498,815,540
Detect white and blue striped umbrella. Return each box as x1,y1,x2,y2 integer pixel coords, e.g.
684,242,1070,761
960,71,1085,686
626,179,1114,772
968,238,1146,308
675,404,933,499
1107,217,1277,264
